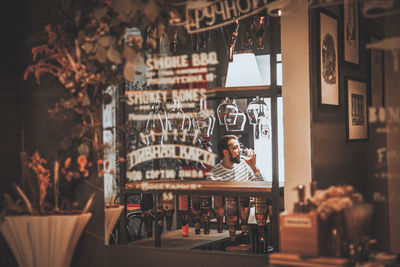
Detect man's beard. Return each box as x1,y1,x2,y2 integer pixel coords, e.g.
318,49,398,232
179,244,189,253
228,150,240,164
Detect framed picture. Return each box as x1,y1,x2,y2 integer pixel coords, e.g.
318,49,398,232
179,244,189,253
318,9,340,107
346,77,368,141
369,35,385,107
343,0,359,65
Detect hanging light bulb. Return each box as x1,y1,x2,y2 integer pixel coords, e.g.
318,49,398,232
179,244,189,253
217,97,239,125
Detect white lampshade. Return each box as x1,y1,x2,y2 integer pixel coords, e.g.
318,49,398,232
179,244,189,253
225,53,270,87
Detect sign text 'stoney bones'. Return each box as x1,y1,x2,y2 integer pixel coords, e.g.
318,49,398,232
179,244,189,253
127,144,218,169
126,88,207,106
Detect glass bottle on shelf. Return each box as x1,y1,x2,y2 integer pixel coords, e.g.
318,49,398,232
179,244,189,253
225,196,239,243
140,194,154,237
200,195,212,235
255,197,268,242
213,195,225,233
162,193,175,231
191,195,202,234
178,195,190,237
239,197,250,242
155,194,165,234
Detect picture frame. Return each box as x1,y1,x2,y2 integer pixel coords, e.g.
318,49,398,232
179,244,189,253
318,9,340,107
345,77,368,142
369,35,385,107
343,0,359,65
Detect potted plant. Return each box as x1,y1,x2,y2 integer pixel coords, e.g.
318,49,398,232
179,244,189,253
0,151,94,267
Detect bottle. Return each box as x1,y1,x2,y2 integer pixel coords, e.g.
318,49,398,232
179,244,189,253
162,193,175,231
213,195,225,233
239,197,250,241
140,193,154,237
310,181,318,197
200,195,212,235
155,194,165,234
225,196,239,243
255,196,268,242
293,184,307,213
308,181,318,211
191,195,202,234
178,195,190,237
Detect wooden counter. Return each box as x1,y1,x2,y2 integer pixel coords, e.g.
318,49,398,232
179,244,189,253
125,180,283,197
128,227,230,250
269,253,348,267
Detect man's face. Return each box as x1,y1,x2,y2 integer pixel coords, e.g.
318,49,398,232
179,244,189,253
226,139,241,164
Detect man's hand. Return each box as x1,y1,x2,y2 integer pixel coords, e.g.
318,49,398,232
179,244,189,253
244,149,259,173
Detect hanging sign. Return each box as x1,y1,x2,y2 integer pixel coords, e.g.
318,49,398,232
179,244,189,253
171,0,272,33
127,144,217,168
144,52,218,86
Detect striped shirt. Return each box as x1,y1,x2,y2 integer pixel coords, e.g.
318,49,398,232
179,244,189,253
207,160,264,182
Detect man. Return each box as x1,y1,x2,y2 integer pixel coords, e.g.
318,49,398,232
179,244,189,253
207,135,264,243
207,135,264,182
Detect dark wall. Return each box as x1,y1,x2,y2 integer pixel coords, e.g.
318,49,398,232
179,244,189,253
309,5,381,195
0,1,26,266
0,1,106,266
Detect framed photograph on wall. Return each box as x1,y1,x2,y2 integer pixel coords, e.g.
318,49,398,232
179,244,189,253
318,9,340,107
346,77,368,141
369,35,385,107
343,0,359,65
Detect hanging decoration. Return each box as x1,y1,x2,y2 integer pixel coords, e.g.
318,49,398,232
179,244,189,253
254,15,268,49
168,99,192,134
224,111,247,132
144,102,168,145
217,97,239,125
192,99,216,139
246,97,270,139
221,21,240,62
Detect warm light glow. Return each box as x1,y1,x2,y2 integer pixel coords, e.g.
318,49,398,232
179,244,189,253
278,9,282,16
225,53,270,87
